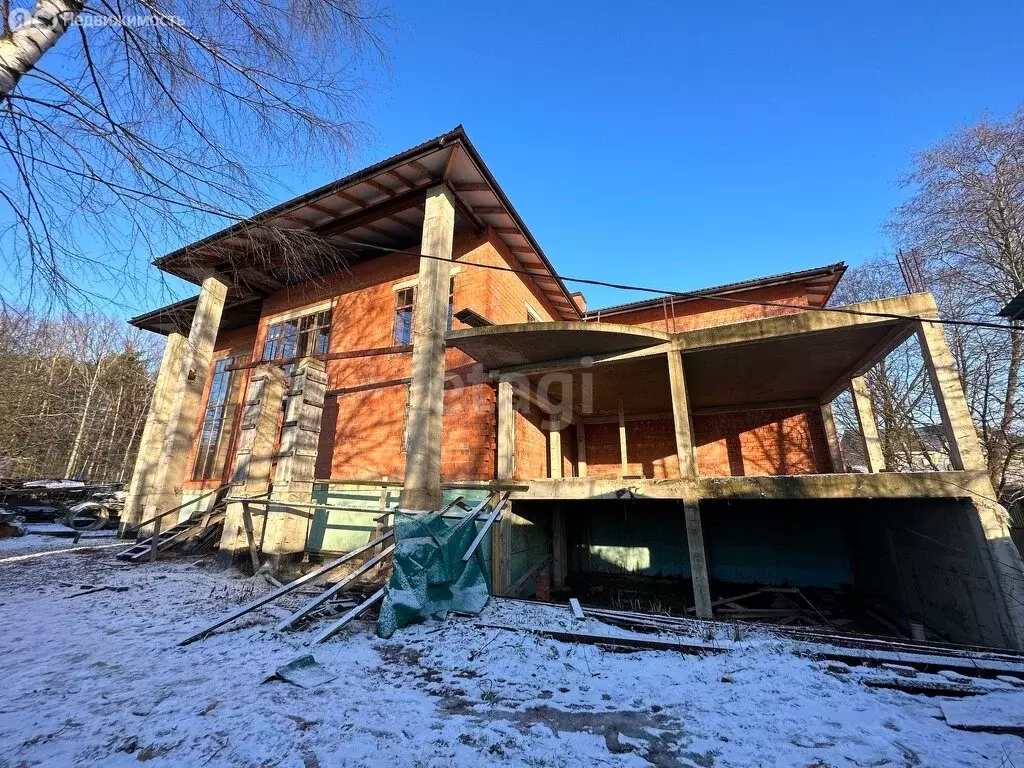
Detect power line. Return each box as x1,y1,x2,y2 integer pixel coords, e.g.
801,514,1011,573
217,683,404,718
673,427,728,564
329,235,1023,333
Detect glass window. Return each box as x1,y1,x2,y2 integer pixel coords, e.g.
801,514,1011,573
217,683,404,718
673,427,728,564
394,288,415,345
263,309,331,362
447,277,456,331
192,355,248,481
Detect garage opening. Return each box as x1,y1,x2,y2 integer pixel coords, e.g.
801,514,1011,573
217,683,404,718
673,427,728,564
508,496,1008,646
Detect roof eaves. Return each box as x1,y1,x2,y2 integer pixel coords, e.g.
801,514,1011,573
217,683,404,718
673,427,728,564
153,126,467,269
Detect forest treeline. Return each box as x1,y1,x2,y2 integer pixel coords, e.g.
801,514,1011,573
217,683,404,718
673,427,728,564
0,309,160,482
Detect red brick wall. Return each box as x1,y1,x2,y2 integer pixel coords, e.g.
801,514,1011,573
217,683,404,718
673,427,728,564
514,404,548,481
186,229,563,487
183,244,836,488
694,407,830,476
572,409,829,480
594,283,814,332
582,418,680,479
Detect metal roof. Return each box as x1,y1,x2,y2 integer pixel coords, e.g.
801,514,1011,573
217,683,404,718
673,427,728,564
151,126,581,320
999,290,1024,320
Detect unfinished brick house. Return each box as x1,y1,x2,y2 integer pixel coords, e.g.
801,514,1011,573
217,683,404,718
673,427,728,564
126,126,1024,649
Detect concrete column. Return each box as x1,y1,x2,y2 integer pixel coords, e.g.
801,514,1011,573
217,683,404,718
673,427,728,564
667,351,698,478
617,395,629,476
263,357,327,574
684,501,713,618
401,184,456,511
140,275,228,530
850,376,885,473
548,428,562,479
819,401,845,473
492,380,514,593
916,318,986,472
551,506,566,589
576,422,588,478
121,331,187,531
216,363,286,568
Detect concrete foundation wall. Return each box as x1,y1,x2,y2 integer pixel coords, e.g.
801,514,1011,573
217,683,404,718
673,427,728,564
851,498,1013,648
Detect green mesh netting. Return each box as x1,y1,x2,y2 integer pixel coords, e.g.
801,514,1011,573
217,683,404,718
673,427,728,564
376,508,490,638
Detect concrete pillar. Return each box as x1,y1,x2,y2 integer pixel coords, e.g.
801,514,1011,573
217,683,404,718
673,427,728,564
916,318,986,472
140,275,228,530
667,351,698,478
121,331,187,531
548,428,562,479
216,363,286,569
576,422,588,478
492,380,514,593
819,401,844,473
617,395,629,476
684,501,713,618
263,357,327,574
401,184,456,511
551,506,566,589
850,376,885,473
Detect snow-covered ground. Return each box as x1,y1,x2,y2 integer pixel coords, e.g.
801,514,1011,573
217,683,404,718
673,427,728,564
1,538,1022,767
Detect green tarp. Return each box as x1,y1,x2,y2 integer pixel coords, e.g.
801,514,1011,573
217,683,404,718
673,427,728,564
376,509,490,638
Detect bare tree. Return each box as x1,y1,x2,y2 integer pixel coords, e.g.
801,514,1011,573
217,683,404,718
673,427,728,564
887,106,1024,501
832,106,1024,501
830,259,944,472
0,0,390,311
0,306,159,479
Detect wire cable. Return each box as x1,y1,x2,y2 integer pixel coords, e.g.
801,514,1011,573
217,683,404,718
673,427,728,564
326,235,1023,333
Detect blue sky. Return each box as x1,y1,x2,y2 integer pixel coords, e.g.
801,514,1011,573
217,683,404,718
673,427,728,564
290,0,1024,310
24,0,1024,315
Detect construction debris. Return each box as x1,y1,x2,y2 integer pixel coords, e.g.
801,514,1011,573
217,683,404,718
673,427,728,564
312,588,386,644
179,531,395,645
263,655,337,689
65,584,129,598
940,692,1024,734
376,494,503,638
476,622,728,655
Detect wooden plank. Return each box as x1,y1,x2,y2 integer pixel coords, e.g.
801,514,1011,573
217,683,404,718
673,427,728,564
178,531,395,645
311,587,386,644
461,493,508,562
475,623,727,655
504,555,552,598
241,502,261,573
276,544,396,631
569,598,584,620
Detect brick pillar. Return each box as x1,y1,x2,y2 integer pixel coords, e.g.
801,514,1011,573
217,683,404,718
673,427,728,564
140,275,228,530
263,357,327,573
121,330,187,531
216,363,286,569
401,184,456,511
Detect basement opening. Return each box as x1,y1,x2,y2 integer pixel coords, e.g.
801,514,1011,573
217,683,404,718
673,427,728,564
508,496,1008,646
